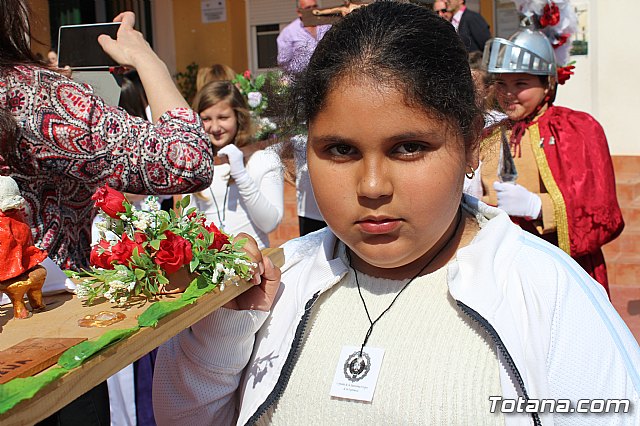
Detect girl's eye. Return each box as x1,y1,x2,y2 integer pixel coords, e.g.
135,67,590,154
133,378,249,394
201,117,210,122
328,144,355,156
394,142,427,155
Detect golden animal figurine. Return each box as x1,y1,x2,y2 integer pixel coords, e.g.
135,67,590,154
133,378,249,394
0,265,47,319
0,176,48,319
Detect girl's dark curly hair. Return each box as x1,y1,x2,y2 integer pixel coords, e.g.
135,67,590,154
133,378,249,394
290,0,481,147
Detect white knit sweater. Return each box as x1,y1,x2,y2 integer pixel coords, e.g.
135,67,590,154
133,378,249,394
259,252,504,425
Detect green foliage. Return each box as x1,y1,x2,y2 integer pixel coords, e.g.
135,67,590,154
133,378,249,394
74,192,254,307
175,62,200,104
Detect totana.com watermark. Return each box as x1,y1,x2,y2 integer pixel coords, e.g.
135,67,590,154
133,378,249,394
489,397,632,414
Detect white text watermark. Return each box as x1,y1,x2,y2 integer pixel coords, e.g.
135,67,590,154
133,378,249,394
488,397,631,414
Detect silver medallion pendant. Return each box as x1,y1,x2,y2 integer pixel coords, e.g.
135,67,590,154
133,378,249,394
343,350,371,382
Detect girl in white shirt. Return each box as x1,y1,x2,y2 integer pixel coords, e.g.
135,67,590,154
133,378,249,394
154,3,639,425
186,81,284,249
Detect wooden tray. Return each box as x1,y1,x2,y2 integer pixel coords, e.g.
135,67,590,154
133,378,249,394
0,247,283,425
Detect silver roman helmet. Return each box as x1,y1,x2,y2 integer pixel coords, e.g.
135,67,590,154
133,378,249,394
482,28,557,78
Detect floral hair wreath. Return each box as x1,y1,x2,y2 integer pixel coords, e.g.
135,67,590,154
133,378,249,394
512,0,578,84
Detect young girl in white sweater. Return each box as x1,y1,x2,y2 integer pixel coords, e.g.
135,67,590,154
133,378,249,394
154,3,640,425
186,81,284,249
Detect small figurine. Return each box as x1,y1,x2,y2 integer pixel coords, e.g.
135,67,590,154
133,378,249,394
0,176,48,319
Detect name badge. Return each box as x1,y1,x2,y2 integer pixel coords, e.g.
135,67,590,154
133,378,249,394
329,345,384,402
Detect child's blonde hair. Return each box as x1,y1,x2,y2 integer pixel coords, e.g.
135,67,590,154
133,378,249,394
192,80,254,149
196,63,237,92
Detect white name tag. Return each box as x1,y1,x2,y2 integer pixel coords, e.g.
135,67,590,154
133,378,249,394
329,345,384,402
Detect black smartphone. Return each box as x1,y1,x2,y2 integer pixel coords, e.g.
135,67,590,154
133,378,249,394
57,22,121,70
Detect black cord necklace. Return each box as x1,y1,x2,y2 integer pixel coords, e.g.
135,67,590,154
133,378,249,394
209,180,230,231
346,208,463,359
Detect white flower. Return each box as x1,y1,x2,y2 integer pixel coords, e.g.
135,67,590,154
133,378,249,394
144,196,160,211
108,280,125,289
75,283,90,299
132,219,148,231
259,117,276,131
96,220,109,232
233,258,255,268
247,92,262,108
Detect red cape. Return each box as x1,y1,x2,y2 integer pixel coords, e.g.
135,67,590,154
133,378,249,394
516,106,624,290
0,210,47,281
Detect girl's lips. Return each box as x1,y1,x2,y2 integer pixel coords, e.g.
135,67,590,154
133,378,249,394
356,218,401,234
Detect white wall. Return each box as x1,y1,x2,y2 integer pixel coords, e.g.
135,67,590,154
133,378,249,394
151,0,177,76
554,0,639,155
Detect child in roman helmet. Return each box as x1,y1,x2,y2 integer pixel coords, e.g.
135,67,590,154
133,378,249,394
479,2,623,293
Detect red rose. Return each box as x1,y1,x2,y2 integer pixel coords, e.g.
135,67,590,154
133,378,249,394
154,231,193,274
92,184,127,219
539,2,560,28
243,70,251,79
205,223,230,251
557,65,575,85
90,240,114,269
133,232,147,245
110,233,144,266
553,33,570,49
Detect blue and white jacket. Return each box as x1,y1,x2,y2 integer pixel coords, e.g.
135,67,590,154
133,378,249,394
154,198,640,426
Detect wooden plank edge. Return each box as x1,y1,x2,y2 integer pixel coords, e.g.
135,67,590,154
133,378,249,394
0,281,251,425
0,247,284,424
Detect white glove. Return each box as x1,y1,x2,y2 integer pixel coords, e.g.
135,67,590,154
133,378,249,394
217,144,247,181
493,181,542,219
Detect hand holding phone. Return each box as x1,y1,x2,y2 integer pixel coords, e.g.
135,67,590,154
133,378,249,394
97,12,157,70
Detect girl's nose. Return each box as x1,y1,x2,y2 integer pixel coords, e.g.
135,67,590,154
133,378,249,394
206,121,220,134
356,158,393,199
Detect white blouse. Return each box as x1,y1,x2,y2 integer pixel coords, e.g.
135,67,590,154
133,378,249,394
188,148,284,249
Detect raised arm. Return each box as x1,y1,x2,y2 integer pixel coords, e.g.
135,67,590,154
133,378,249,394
98,12,188,122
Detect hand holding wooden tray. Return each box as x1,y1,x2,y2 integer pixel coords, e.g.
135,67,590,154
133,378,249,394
0,247,284,425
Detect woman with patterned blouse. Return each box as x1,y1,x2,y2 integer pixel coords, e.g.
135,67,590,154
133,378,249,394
1,4,216,271
0,1,218,424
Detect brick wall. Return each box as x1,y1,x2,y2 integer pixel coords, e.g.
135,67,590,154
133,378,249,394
604,155,640,342
268,181,300,248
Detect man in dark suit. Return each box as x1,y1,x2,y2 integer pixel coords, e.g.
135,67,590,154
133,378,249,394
448,0,491,52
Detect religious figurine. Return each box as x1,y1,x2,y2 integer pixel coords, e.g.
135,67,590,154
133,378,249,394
0,176,48,319
300,0,373,26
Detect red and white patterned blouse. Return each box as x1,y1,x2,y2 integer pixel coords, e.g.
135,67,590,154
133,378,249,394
1,66,214,270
